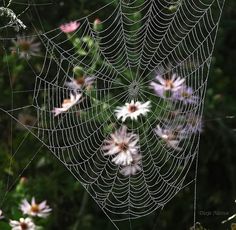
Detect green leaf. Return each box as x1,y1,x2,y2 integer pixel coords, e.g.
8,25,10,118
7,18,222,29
0,221,11,230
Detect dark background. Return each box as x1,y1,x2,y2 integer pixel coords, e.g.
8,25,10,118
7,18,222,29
0,0,236,229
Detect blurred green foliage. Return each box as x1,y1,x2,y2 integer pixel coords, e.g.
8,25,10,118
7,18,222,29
0,0,236,229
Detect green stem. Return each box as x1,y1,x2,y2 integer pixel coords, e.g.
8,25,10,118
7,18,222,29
72,190,89,230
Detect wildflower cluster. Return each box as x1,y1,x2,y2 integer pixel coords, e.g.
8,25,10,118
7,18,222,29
151,73,203,150
0,197,51,230
150,73,199,104
50,20,203,177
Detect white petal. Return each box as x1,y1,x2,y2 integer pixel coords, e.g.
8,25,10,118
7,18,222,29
155,75,166,85
38,200,47,209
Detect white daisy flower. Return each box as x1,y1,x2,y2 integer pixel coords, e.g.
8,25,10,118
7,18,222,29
10,217,35,230
150,73,185,98
103,126,139,166
120,154,142,176
0,209,4,219
155,125,183,150
52,92,82,116
65,76,95,91
20,197,51,218
115,100,151,122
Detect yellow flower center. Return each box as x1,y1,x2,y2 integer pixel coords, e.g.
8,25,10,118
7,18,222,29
165,79,173,89
181,92,191,98
62,99,72,106
76,77,85,85
31,204,40,213
118,142,129,152
19,41,31,51
163,133,176,141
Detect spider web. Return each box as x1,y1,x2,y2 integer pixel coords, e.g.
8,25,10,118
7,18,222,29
0,0,225,228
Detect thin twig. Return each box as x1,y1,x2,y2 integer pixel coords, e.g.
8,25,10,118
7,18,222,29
0,7,26,30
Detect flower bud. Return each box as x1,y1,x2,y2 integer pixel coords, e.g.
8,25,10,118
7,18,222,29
73,66,84,77
20,176,28,185
93,18,102,31
168,5,178,12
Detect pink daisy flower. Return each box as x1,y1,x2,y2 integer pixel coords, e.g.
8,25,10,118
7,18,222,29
60,21,80,33
173,86,199,104
65,76,95,91
150,73,185,98
20,197,51,218
155,125,183,151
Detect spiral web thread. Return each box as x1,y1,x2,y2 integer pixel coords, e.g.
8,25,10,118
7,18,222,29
1,0,225,228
